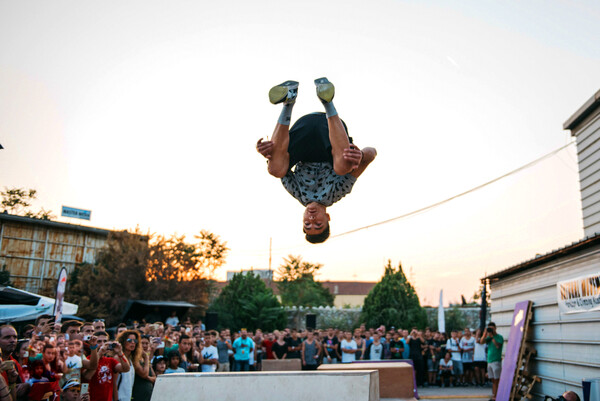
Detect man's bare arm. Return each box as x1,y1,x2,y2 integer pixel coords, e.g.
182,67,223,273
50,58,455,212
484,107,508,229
350,147,377,178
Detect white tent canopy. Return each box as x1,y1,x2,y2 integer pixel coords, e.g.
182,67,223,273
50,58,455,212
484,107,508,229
0,286,78,323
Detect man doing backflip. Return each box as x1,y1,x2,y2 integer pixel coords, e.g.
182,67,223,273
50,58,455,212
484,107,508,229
256,78,377,243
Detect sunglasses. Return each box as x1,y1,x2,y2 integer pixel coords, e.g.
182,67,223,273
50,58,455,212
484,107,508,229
126,339,138,343
93,319,105,323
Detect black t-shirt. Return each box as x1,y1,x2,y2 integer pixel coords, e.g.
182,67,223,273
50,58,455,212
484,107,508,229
389,340,404,359
322,336,340,357
272,341,288,359
409,337,424,359
286,338,302,359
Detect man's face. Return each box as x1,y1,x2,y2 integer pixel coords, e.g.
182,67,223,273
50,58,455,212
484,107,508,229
43,347,57,362
241,329,247,339
0,326,18,354
82,325,94,337
464,328,471,337
66,325,80,339
37,318,52,334
93,320,105,331
303,203,330,235
96,334,109,349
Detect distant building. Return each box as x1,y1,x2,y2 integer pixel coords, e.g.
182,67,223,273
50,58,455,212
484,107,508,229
484,88,600,398
0,213,117,295
226,269,273,281
321,281,376,308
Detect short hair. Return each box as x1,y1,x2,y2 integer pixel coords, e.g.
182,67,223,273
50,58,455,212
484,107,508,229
21,324,35,337
0,324,17,337
179,334,190,343
35,314,52,325
61,320,83,333
117,323,127,329
94,330,109,338
305,223,330,244
488,322,496,327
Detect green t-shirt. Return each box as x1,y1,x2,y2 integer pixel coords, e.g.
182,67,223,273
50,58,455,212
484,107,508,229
485,334,503,363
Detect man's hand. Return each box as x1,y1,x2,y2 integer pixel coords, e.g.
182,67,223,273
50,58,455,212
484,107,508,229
342,144,363,169
256,138,274,160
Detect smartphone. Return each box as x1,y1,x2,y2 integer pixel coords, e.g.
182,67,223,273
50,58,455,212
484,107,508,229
0,360,15,372
81,383,89,396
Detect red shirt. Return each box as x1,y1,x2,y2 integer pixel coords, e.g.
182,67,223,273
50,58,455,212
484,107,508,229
262,339,274,359
89,356,118,401
1,356,24,384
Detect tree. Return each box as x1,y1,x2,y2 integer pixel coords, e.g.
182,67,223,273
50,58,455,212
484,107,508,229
209,272,285,332
1,187,54,219
276,255,334,307
67,229,229,325
361,260,427,329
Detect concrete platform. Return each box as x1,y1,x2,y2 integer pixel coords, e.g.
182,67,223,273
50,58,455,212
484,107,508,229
150,370,380,401
319,362,416,400
261,358,302,371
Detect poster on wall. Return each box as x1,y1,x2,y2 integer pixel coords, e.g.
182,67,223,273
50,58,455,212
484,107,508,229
557,272,600,314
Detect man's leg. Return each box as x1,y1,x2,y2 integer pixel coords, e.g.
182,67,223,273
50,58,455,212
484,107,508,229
267,81,297,178
314,78,359,176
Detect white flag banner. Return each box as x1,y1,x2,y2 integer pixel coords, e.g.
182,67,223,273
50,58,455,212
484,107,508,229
557,272,600,314
438,289,445,333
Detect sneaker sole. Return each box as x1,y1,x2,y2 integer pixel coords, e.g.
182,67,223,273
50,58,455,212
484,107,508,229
314,77,335,103
269,81,298,104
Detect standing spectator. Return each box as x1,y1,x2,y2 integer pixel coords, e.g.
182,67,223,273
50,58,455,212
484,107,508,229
200,333,218,373
151,356,166,376
92,320,105,333
261,332,275,360
164,351,185,374
116,330,142,401
216,331,232,372
88,332,130,401
438,352,454,387
460,328,476,385
340,332,357,363
271,333,288,360
232,329,254,371
81,323,95,340
286,330,302,360
401,330,410,359
41,343,64,381
34,315,53,336
132,335,156,401
322,328,340,364
389,332,405,360
446,330,463,385
300,330,321,370
353,331,366,360
364,332,383,361
408,329,426,386
473,329,487,386
0,325,26,399
481,322,503,401
165,312,179,327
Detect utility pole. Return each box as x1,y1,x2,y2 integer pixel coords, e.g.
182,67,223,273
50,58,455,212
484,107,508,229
268,237,272,284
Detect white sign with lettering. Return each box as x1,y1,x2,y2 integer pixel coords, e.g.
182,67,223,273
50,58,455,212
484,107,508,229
557,272,600,314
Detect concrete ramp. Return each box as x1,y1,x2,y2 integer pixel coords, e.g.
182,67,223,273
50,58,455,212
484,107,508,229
150,370,380,401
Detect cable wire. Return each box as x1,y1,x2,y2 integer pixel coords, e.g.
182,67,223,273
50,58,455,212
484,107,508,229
329,142,576,239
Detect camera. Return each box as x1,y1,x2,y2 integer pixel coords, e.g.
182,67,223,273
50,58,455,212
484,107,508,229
108,342,116,350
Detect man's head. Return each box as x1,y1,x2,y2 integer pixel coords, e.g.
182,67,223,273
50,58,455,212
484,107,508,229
81,322,95,338
92,319,105,332
240,328,248,339
35,314,53,334
561,391,581,401
61,320,83,339
0,325,18,356
303,202,331,243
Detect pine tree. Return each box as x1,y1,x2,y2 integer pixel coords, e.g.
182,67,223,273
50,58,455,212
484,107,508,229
361,260,427,329
209,272,285,331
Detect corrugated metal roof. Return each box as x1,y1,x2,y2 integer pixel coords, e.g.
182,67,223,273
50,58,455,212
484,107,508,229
484,233,600,281
563,88,600,132
0,212,112,236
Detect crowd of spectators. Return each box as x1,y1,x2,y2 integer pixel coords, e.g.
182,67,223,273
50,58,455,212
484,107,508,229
0,313,506,401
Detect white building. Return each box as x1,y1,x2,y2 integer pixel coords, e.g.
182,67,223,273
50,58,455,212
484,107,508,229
486,89,600,399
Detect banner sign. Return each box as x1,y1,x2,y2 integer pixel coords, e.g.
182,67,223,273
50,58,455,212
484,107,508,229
61,206,91,220
557,272,600,314
53,267,68,323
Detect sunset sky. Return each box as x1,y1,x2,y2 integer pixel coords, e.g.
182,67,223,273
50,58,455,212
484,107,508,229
2,1,599,305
